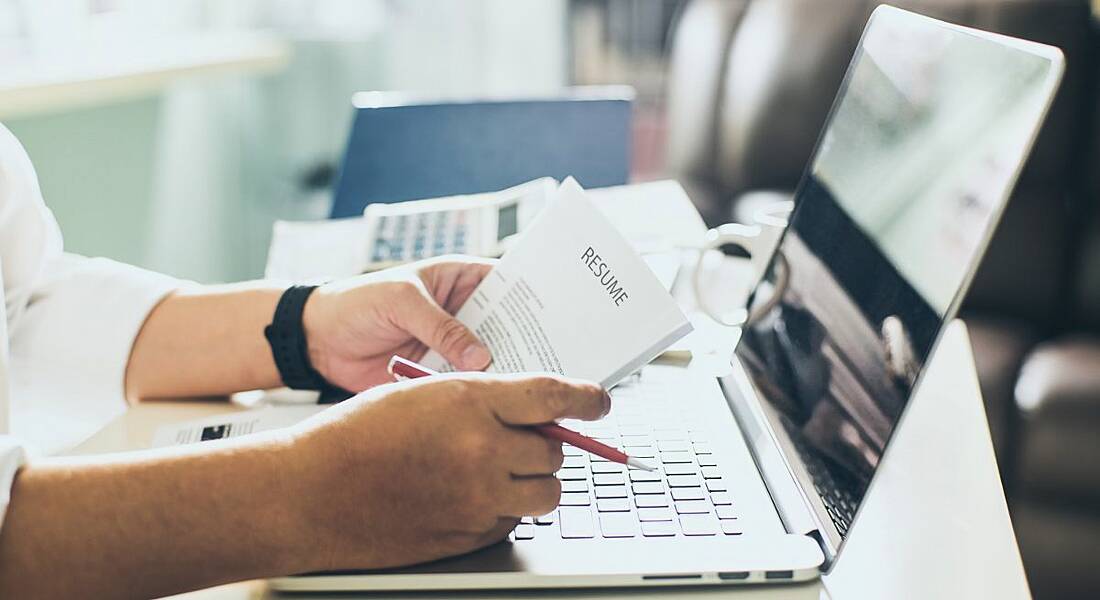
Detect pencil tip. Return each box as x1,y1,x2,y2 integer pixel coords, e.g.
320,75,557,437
627,457,658,471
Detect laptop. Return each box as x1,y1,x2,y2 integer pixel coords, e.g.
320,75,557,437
271,5,1063,591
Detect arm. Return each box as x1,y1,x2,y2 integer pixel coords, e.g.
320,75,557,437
124,282,284,399
125,258,495,400
0,429,305,598
0,374,609,599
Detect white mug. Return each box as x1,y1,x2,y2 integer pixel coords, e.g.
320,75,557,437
693,201,794,327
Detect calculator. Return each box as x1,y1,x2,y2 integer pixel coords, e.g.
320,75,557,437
362,178,556,270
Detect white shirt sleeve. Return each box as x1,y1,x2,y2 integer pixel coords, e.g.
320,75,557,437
0,123,180,529
9,255,180,454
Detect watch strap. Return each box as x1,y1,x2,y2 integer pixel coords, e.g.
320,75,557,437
263,285,331,391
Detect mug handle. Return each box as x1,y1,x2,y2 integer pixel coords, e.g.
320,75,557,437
693,224,790,328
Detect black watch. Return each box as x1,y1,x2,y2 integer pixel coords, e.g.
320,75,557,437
263,285,353,403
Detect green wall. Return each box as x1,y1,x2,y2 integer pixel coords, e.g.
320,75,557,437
6,98,162,271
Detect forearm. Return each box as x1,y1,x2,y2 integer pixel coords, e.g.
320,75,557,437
0,432,315,599
125,282,286,400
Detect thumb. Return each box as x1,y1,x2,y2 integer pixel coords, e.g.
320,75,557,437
395,291,491,370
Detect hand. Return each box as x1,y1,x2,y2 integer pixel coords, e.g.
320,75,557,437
302,256,494,392
287,372,610,571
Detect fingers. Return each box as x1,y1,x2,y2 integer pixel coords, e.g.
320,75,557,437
390,286,492,371
442,262,493,313
418,257,495,314
484,374,610,425
495,427,564,476
500,476,562,518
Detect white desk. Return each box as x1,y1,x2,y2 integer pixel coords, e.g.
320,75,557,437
73,185,1030,599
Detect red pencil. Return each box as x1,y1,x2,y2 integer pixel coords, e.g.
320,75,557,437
387,355,657,471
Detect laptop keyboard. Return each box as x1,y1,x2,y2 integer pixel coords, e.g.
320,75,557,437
510,374,742,542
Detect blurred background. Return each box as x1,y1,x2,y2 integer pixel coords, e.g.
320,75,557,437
1,1,1098,598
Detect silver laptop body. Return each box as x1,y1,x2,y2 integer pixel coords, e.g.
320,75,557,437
271,6,1063,592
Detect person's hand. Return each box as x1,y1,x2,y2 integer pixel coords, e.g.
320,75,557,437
285,372,610,571
302,256,494,392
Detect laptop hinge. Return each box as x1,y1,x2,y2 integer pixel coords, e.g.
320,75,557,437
720,370,839,563
721,373,817,532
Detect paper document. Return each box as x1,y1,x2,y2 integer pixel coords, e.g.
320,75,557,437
265,218,368,282
421,178,693,387
150,405,325,448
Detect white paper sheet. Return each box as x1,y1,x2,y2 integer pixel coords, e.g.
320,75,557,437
421,178,693,387
150,405,325,448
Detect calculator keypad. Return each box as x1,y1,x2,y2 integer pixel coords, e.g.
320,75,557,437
372,210,470,263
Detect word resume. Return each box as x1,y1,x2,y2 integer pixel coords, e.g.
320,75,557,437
421,178,692,387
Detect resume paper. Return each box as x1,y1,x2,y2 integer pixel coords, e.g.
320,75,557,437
421,178,692,387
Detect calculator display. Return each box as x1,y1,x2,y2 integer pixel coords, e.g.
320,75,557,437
497,202,519,241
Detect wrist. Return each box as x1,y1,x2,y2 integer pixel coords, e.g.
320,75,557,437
264,430,331,574
278,415,378,572
264,285,336,392
300,289,330,380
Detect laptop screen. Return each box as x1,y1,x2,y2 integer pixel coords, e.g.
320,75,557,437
733,8,1060,539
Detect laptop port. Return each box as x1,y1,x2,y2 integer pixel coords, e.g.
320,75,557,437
765,570,794,580
718,571,751,580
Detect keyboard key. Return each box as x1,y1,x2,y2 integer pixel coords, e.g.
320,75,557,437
631,481,664,495
671,487,705,501
589,454,610,462
697,455,718,467
690,431,709,443
619,425,650,436
563,456,586,468
675,500,712,514
591,463,624,474
641,521,678,537
561,480,588,493
664,463,698,476
584,428,616,438
621,435,653,447
657,440,691,452
592,473,625,486
701,466,722,479
661,451,693,464
706,478,727,492
600,512,639,538
595,485,628,499
679,513,720,536
721,519,744,535
597,498,632,512
534,511,556,525
563,466,589,482
716,505,737,520
635,494,671,508
520,516,534,525
562,445,583,456
559,507,595,538
560,492,591,506
653,429,686,440
513,524,535,540
667,474,703,488
637,507,675,521
710,492,732,505
628,447,657,459
630,470,661,483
